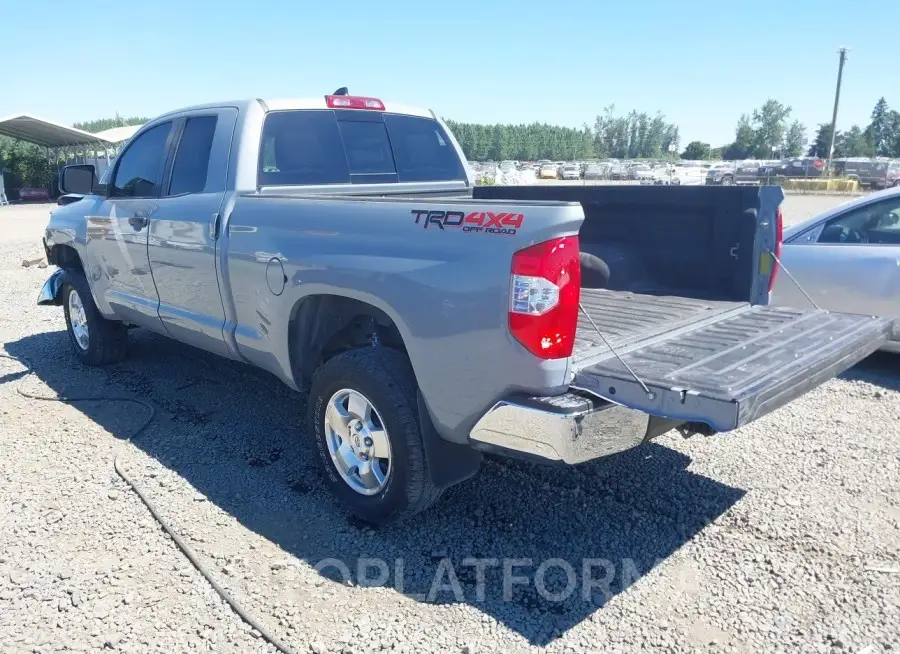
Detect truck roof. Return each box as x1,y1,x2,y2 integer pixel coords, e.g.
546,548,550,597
156,98,435,120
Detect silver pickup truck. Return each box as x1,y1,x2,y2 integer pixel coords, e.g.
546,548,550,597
39,93,892,524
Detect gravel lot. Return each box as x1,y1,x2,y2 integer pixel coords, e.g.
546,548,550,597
1,196,897,654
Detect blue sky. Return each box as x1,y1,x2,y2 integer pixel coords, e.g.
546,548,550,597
3,0,896,146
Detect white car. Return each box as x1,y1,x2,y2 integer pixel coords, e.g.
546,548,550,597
560,163,582,180
666,163,706,185
631,165,655,181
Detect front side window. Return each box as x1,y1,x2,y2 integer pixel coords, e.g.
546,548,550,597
169,116,218,195
818,197,900,244
111,122,172,197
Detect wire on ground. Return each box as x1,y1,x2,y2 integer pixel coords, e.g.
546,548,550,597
0,351,301,654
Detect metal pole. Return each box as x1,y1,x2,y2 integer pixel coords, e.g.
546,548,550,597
825,47,848,174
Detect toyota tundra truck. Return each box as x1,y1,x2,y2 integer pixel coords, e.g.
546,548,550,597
39,92,892,524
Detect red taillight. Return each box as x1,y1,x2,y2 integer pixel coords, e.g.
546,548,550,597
509,236,581,359
768,207,783,293
325,95,385,111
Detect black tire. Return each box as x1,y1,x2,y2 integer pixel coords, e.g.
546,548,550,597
307,347,442,524
61,267,128,366
721,175,734,186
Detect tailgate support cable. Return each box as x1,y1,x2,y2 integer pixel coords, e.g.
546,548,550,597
579,303,656,400
767,250,821,310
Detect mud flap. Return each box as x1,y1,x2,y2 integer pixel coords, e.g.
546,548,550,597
417,392,482,489
573,305,892,432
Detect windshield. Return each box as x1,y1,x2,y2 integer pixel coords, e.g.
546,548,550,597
258,110,466,185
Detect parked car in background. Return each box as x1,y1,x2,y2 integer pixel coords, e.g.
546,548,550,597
772,185,900,352
833,158,900,189
731,160,765,185
705,162,737,185
560,162,582,180
891,162,900,187
662,162,705,185
759,157,825,181
608,162,628,180
538,163,559,179
583,163,606,180
499,161,517,176
630,164,655,181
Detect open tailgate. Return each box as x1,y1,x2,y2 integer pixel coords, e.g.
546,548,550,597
572,305,892,432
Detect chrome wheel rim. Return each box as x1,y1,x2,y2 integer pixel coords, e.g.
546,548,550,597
68,288,89,351
324,389,392,496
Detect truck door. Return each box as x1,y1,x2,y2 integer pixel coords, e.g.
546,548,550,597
148,108,239,358
87,121,175,330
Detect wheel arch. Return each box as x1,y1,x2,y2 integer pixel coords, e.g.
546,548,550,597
287,293,410,394
47,243,83,269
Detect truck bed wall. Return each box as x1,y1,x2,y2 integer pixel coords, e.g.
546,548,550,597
473,185,762,303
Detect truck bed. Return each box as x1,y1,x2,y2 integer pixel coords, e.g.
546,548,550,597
574,290,745,365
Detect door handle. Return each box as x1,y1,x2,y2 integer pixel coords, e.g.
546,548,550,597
209,212,221,240
129,212,149,229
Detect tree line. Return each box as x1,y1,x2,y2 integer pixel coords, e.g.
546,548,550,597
681,96,900,162
446,106,681,162
73,114,149,134
3,100,899,191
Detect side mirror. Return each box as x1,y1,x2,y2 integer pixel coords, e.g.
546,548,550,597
60,164,98,195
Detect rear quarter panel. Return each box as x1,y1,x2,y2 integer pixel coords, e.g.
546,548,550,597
222,195,584,442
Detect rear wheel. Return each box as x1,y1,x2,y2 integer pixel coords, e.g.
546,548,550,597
61,268,128,366
308,348,441,524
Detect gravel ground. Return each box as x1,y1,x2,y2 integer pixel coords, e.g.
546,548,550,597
0,197,898,654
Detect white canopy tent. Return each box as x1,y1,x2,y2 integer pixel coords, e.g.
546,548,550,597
92,124,142,145
0,114,132,198
0,114,116,149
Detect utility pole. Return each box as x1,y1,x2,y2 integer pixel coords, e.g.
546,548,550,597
825,47,849,174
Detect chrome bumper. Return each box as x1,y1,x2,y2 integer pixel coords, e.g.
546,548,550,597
469,393,669,464
37,269,65,306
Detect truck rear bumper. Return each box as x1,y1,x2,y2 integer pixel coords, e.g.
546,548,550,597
469,393,680,464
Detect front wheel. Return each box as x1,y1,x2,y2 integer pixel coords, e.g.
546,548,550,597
307,348,442,524
61,268,128,365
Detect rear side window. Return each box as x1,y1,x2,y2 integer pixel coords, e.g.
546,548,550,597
169,116,218,195
258,110,465,186
383,114,466,182
259,111,350,185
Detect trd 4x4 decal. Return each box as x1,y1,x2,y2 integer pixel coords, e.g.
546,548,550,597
411,209,524,235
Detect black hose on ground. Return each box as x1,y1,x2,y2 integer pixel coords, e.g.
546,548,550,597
0,352,301,654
